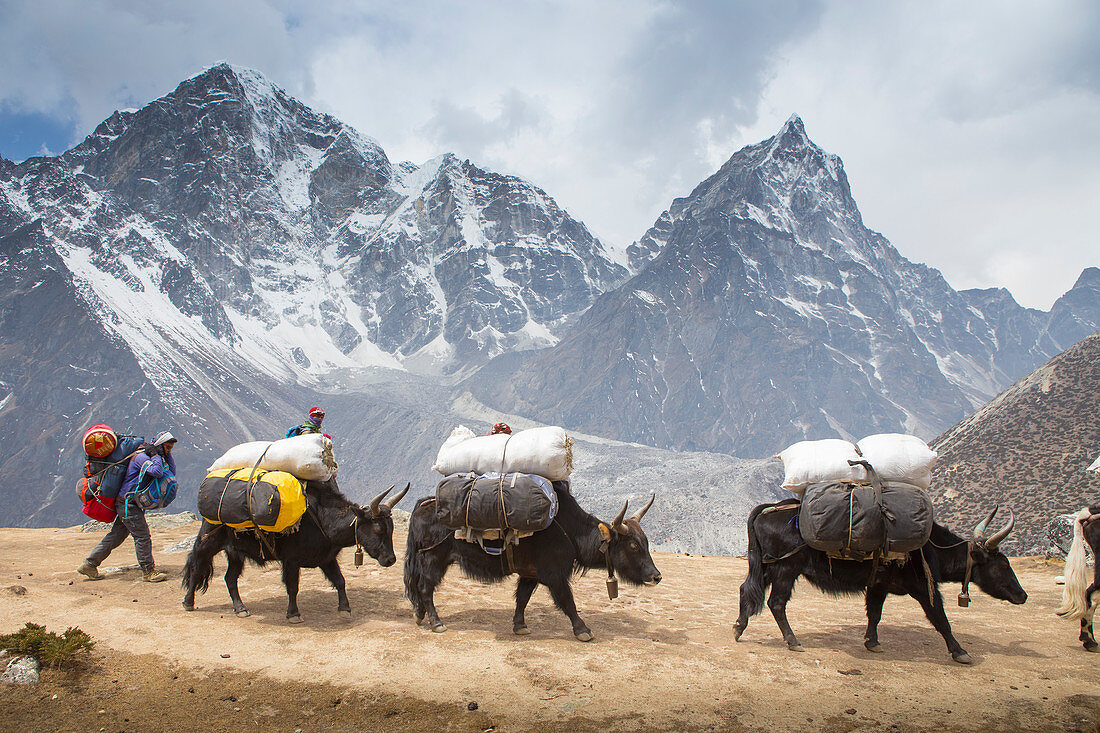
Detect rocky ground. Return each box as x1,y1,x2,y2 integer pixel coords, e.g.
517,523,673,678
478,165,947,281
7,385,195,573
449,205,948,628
1,521,1099,732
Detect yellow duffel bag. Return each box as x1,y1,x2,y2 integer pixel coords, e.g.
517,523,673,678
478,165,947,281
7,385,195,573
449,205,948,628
198,468,308,533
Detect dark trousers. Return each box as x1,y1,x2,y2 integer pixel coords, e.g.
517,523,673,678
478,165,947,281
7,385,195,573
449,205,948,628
86,500,154,570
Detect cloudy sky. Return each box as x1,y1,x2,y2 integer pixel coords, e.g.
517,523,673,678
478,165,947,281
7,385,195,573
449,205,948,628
1,0,1096,309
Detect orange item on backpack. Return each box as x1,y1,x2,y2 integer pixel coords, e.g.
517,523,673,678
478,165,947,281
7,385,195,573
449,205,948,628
83,424,118,458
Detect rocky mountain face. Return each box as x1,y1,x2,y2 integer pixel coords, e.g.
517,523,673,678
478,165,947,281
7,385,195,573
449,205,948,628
929,332,1100,554
50,63,627,376
0,218,167,525
478,117,1099,457
0,64,626,527
1045,268,1100,350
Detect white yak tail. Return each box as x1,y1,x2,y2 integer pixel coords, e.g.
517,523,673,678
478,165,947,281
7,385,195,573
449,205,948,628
1056,508,1092,620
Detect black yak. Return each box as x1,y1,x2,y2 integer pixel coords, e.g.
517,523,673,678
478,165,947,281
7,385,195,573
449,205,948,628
404,488,661,641
182,479,408,623
733,500,1026,663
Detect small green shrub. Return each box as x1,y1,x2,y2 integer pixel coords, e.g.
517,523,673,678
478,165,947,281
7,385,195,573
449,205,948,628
0,622,95,668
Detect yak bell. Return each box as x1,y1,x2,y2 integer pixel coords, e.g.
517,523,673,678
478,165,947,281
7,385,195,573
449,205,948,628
354,548,364,567
606,577,619,600
957,591,970,607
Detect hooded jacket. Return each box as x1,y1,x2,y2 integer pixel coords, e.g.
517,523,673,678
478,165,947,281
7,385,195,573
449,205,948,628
119,450,177,501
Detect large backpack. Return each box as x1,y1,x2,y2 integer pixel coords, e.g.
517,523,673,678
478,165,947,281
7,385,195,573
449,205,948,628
76,433,146,522
128,457,178,511
85,435,146,499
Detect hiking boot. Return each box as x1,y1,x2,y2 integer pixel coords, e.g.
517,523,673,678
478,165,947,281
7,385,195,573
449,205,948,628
77,562,103,581
142,567,168,583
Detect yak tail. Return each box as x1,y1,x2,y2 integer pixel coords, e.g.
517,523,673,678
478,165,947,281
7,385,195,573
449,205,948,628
1056,508,1091,620
739,504,770,618
181,526,219,595
403,519,422,606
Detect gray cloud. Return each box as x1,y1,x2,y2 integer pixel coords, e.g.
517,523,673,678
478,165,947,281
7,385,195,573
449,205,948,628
562,0,825,246
0,0,319,135
597,1,822,149
420,89,549,161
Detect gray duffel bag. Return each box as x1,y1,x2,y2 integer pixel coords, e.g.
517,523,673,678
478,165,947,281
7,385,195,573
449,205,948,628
435,472,558,532
799,479,934,560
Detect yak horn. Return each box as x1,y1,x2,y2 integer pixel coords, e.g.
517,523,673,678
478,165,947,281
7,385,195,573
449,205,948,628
610,500,629,532
630,494,655,523
369,485,394,517
984,506,1015,550
385,482,411,510
973,506,999,540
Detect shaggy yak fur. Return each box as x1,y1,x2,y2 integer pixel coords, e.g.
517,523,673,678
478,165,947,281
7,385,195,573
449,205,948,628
404,488,662,641
733,499,1027,664
182,479,407,623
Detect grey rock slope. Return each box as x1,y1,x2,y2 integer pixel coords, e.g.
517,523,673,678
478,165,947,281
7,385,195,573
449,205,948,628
930,332,1100,554
480,116,1099,457
0,217,169,525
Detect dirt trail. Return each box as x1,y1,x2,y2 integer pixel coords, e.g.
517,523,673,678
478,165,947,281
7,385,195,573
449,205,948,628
1,523,1099,732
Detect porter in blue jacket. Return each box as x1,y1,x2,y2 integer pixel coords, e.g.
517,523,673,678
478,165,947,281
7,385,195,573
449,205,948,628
79,431,178,583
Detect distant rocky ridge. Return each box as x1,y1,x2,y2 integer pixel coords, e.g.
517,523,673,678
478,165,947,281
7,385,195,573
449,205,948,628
930,332,1100,554
479,117,1099,457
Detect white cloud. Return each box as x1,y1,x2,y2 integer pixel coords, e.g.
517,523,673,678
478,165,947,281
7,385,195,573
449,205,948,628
1,0,1095,309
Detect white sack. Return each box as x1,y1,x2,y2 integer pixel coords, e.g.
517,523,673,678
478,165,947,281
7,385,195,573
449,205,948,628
432,425,574,481
856,433,937,490
778,439,867,494
208,433,337,482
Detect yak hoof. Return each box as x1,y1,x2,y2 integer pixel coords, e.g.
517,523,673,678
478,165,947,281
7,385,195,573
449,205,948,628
288,615,303,625
513,625,531,636
732,626,743,642
1084,643,1098,653
952,652,973,665
235,609,250,618
865,642,883,653
182,602,195,612
339,610,352,618
430,623,447,633
574,630,594,642
787,643,805,652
